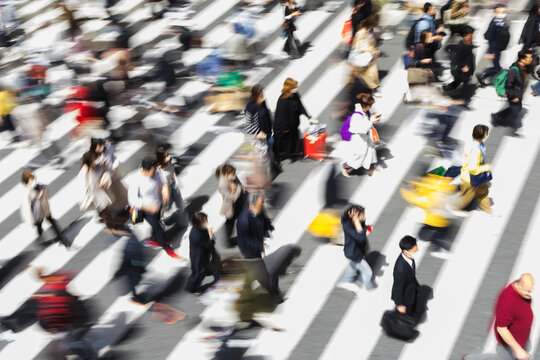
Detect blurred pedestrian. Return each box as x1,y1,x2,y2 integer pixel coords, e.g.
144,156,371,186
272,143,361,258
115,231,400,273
128,157,180,258
491,51,533,136
443,25,476,95
186,212,220,294
0,87,19,142
236,193,282,302
350,15,381,97
464,274,534,360
340,93,380,177
351,0,373,39
216,164,245,247
455,124,492,214
476,4,510,87
282,0,303,59
519,3,540,50
20,169,70,247
89,138,118,171
336,205,374,295
392,236,425,320
414,3,445,60
156,146,188,227
273,78,312,162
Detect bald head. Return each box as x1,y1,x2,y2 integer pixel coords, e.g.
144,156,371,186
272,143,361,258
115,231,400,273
515,273,535,300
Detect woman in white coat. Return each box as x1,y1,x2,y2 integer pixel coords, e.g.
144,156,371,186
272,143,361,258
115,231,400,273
341,93,380,177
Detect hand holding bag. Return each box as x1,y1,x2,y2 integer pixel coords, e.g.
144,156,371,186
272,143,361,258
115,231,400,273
371,127,380,143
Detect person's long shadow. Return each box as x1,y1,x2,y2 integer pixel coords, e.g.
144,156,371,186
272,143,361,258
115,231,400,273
365,251,389,289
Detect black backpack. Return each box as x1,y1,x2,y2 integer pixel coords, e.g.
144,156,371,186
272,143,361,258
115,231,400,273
404,19,421,49
496,24,511,51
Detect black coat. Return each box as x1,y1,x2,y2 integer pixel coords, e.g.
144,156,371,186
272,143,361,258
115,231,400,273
273,93,309,135
519,10,539,49
236,205,273,259
351,0,373,37
451,40,475,75
342,218,368,262
391,254,420,308
505,62,526,101
189,227,213,269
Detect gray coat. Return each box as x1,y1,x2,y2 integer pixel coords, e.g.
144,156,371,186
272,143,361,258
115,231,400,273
21,184,51,224
218,175,243,219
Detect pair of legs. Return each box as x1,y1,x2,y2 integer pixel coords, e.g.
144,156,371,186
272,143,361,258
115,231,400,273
283,31,302,58
36,216,70,247
492,100,523,132
340,258,374,290
186,259,219,294
455,181,492,213
141,210,174,251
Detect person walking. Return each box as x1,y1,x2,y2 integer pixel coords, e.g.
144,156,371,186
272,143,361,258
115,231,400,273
273,78,313,162
236,193,282,302
519,4,539,51
349,15,381,97
414,3,445,60
186,212,220,294
392,236,426,320
476,4,510,87
491,51,534,136
340,93,380,177
351,0,373,39
455,124,493,214
336,205,375,295
128,157,180,259
282,0,303,59
20,170,70,248
443,25,476,95
156,146,188,227
216,164,245,247
463,274,534,360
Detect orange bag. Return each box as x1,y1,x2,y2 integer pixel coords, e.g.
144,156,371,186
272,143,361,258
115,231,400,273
371,127,380,142
341,10,357,45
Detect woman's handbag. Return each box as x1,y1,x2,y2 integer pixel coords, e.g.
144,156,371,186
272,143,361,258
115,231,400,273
371,127,380,143
347,49,373,68
470,171,493,187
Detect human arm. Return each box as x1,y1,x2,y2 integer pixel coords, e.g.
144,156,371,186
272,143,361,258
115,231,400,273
464,146,491,175
496,327,530,360
392,268,407,312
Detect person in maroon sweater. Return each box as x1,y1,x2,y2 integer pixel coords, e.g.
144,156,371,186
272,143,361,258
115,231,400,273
494,274,534,360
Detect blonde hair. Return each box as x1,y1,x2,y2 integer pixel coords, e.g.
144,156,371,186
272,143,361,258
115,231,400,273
281,78,298,98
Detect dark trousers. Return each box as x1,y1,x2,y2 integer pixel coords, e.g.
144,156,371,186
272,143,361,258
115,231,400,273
186,257,219,293
283,31,301,58
447,70,472,92
0,114,15,132
480,51,502,80
417,224,449,250
275,129,300,161
36,216,70,247
141,210,171,250
493,100,523,130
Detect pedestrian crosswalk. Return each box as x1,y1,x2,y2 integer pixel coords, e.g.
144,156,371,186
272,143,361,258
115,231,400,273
0,0,540,359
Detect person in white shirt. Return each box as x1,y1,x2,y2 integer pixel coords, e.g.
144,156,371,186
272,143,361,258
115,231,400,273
128,157,179,259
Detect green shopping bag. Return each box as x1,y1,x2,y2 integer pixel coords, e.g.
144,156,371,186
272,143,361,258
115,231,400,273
215,71,244,88
427,166,446,176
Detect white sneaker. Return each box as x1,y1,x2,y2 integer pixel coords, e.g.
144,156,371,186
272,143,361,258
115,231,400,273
431,248,451,260
0,330,17,343
380,31,394,41
336,282,362,296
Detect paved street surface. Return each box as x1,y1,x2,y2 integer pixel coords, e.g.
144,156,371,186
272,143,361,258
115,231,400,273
0,0,539,359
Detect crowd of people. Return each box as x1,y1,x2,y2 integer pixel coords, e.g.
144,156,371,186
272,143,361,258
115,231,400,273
0,0,539,358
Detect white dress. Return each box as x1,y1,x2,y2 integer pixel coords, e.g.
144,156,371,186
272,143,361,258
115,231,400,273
345,104,377,170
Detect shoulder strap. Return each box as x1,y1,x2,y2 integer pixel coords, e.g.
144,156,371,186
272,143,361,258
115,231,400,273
509,66,519,74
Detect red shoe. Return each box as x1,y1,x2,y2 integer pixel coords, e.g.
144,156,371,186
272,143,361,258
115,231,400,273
143,239,161,249
165,248,181,259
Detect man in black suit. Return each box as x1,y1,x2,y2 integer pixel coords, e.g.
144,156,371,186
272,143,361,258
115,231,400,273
391,236,423,319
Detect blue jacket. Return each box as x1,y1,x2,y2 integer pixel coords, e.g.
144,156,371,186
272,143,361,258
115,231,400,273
236,205,273,259
342,217,368,262
414,14,436,43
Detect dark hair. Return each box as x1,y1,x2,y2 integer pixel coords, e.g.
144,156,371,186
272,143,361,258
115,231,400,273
357,15,377,31
356,93,375,108
191,212,208,230
141,157,158,171
81,151,96,169
494,4,506,10
342,204,365,224
354,0,366,6
21,169,34,184
528,3,539,16
399,235,417,251
423,2,433,13
472,124,489,140
215,164,236,178
250,85,264,103
461,25,475,36
518,50,530,60
420,30,431,43
156,146,168,167
90,137,105,153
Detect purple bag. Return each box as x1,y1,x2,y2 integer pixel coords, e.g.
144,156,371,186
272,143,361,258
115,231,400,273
340,111,362,141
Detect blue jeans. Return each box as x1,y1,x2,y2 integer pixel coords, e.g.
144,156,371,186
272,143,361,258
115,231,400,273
341,258,374,290
532,81,540,96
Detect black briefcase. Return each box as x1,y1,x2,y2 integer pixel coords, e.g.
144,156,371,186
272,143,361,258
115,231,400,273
380,310,419,341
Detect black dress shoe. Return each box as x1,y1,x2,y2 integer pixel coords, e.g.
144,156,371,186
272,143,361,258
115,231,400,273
490,113,499,127
475,73,486,88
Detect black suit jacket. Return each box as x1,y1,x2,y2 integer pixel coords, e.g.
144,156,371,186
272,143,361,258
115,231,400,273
391,254,420,308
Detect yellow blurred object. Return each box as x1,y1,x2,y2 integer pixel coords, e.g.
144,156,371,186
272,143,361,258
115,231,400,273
0,91,16,116
307,211,342,239
400,174,457,228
